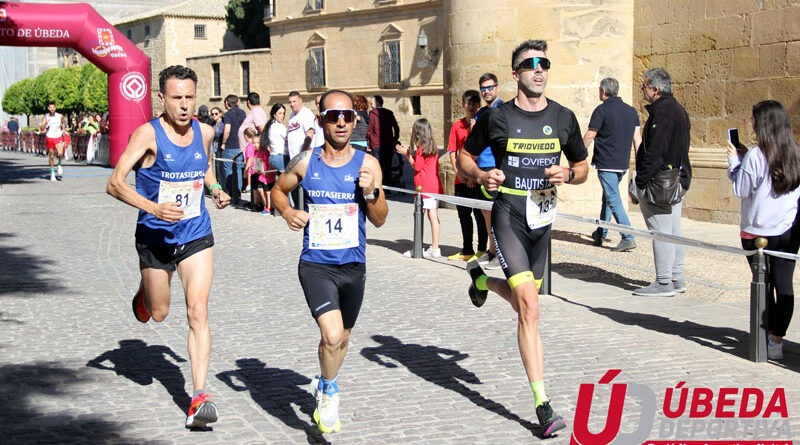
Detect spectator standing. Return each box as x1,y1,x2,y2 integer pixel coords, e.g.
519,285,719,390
243,127,272,213
99,112,110,135
105,65,231,429
8,116,20,151
583,77,641,252
265,103,288,173
237,92,268,153
397,118,443,258
197,105,214,127
367,95,401,187
447,89,487,262
286,91,317,159
220,94,247,203
286,91,318,209
474,73,504,269
312,94,325,149
271,90,388,434
458,39,589,438
40,101,67,181
632,68,692,297
83,114,100,135
727,100,800,360
350,95,370,151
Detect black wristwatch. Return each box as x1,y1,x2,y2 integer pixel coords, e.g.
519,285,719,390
565,168,575,184
365,188,380,201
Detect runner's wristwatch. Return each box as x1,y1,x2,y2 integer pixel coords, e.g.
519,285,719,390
365,188,380,201
565,168,575,184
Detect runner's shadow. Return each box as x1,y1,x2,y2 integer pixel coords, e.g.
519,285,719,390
360,335,552,439
216,358,330,445
86,339,191,414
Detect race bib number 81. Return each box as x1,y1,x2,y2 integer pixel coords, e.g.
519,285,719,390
158,179,204,220
526,188,557,229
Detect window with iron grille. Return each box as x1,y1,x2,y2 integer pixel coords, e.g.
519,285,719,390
194,24,206,39
212,63,221,97
381,40,400,86
241,61,250,96
308,47,326,90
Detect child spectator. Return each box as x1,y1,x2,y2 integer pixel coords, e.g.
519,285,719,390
396,118,442,258
242,128,256,194
245,128,275,214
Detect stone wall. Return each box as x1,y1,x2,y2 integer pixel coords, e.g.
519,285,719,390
634,0,800,223
186,49,272,111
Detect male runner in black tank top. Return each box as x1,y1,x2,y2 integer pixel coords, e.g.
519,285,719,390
458,39,589,438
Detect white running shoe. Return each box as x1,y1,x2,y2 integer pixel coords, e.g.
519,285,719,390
311,378,341,433
768,338,784,360
50,171,57,181
57,165,63,175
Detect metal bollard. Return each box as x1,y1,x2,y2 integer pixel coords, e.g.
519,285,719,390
749,237,769,362
540,237,552,295
412,185,424,258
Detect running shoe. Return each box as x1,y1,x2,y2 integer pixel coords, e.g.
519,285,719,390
311,377,342,433
536,401,567,438
423,247,441,258
768,337,784,360
131,283,150,323
447,252,473,261
50,171,57,181
467,260,488,308
185,392,218,429
57,165,63,175
467,250,487,262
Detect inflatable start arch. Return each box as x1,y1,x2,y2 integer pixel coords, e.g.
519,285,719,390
0,2,151,167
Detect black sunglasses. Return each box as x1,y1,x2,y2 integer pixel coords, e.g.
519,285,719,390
322,109,357,124
515,57,551,71
479,84,497,93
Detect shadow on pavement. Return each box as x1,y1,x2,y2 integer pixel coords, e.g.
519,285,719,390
86,339,191,414
553,261,650,291
0,157,50,184
0,362,135,444
216,358,329,445
361,334,554,440
0,233,65,298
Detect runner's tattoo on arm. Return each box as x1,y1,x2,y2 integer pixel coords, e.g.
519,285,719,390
286,150,311,172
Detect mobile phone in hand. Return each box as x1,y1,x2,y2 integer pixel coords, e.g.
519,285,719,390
728,128,740,148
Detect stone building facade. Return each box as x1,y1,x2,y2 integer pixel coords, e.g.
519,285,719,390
113,0,236,109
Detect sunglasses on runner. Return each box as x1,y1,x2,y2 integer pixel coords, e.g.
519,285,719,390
321,109,357,124
515,57,551,71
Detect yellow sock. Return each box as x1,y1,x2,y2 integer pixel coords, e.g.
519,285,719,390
531,380,548,408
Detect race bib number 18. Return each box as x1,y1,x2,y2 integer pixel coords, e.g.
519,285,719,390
158,179,204,220
526,188,557,229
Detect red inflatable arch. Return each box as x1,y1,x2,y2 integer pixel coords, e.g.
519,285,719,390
0,2,151,166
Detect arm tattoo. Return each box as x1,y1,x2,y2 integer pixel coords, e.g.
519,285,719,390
286,150,311,172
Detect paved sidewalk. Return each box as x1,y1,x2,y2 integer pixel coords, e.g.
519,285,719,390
0,151,798,444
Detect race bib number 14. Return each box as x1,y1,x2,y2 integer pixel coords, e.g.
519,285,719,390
308,203,359,250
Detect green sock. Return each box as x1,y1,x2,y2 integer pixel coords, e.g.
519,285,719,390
531,380,548,408
475,274,488,291
50,167,55,173
58,159,62,166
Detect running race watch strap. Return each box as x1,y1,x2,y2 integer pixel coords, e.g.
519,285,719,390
565,168,575,184
365,188,380,201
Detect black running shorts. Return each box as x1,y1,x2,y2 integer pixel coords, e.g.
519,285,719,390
136,234,214,271
298,260,366,329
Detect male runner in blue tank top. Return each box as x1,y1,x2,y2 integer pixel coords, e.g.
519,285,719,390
271,89,388,434
458,40,589,439
107,65,231,429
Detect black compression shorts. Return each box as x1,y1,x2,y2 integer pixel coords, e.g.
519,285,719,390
490,199,550,289
136,234,214,271
298,260,366,329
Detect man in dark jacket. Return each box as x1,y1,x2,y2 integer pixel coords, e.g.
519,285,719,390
633,67,691,297
367,95,400,187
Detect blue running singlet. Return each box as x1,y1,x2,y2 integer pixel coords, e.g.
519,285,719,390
135,119,212,246
300,148,368,265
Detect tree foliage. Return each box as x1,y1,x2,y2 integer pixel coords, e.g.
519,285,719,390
225,0,270,49
3,64,108,116
2,77,35,116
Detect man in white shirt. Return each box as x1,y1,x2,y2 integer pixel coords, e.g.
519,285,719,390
286,91,317,159
237,92,269,152
40,101,66,181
